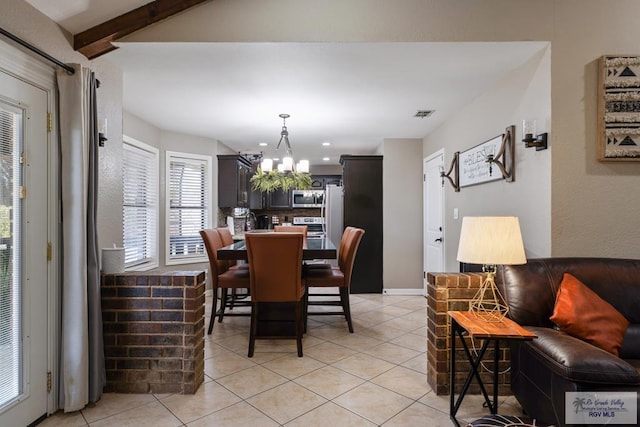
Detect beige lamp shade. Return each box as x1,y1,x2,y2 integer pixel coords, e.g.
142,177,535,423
456,216,526,266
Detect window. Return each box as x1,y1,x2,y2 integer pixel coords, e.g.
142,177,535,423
122,136,159,270
0,103,22,408
166,151,211,264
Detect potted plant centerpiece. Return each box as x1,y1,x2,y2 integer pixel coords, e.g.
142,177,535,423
250,168,312,193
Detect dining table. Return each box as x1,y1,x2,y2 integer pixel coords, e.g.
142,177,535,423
216,233,338,339
217,234,337,261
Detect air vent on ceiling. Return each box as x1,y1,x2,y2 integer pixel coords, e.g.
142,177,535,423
414,110,435,118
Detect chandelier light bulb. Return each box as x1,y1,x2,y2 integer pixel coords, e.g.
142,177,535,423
282,156,293,171
522,119,536,139
261,158,273,172
297,160,309,173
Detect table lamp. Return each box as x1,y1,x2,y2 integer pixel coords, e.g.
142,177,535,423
456,216,526,322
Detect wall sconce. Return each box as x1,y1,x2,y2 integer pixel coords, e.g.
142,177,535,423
485,125,515,182
98,118,108,147
522,119,547,150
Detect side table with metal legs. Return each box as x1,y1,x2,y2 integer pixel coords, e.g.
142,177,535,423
448,311,537,427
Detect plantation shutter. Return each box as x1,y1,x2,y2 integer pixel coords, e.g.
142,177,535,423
166,152,209,263
122,137,158,269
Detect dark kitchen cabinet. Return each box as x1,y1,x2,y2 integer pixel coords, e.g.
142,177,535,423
340,155,383,293
244,161,292,210
324,175,342,187
310,177,325,189
248,162,265,209
266,189,292,209
310,174,342,189
217,155,251,208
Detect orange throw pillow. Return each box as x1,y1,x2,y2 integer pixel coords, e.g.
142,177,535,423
550,273,629,356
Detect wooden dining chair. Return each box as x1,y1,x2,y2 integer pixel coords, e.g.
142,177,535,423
245,232,305,357
304,227,365,333
200,229,251,334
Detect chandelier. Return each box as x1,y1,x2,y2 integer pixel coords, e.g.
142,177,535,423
260,114,309,173
252,114,312,193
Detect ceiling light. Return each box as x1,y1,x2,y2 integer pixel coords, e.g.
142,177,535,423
260,114,310,173
252,114,312,193
322,142,331,146
323,157,330,161
259,142,268,147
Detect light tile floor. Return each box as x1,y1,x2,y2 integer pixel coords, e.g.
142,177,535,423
40,292,524,426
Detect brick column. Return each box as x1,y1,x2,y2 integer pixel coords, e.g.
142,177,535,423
101,270,205,394
426,272,512,396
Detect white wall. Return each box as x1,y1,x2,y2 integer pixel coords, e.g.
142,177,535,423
382,139,423,289
309,164,342,175
123,110,161,145
424,47,552,270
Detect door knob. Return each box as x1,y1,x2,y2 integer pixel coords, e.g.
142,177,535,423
435,238,443,243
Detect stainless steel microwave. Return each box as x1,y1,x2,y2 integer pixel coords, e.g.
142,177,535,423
292,190,324,208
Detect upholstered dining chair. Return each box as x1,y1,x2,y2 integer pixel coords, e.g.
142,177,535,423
216,227,237,261
215,227,250,313
216,227,248,269
305,226,351,271
304,227,365,333
276,225,320,274
200,229,250,334
274,225,308,238
245,232,306,357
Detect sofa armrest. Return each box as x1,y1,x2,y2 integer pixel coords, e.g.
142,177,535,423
525,326,640,385
621,324,640,359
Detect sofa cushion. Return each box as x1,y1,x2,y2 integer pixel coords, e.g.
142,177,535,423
550,273,629,356
526,327,640,385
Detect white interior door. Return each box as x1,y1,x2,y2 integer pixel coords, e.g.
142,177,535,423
0,69,49,426
423,150,445,295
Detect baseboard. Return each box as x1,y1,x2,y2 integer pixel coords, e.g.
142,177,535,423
382,288,425,296
206,288,425,297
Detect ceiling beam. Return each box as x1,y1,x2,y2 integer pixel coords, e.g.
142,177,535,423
74,0,210,59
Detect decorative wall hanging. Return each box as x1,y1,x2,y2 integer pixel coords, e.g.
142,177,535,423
459,126,515,188
486,125,516,181
440,151,460,192
598,55,640,161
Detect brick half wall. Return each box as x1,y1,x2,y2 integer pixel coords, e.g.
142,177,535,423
426,272,512,396
101,271,206,394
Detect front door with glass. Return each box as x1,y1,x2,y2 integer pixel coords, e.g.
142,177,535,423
0,67,50,426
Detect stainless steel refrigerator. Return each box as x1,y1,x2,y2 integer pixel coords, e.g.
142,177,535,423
323,184,343,266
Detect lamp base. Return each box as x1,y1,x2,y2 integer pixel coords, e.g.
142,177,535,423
469,270,509,322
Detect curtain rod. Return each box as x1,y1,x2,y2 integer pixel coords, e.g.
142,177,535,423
0,26,75,75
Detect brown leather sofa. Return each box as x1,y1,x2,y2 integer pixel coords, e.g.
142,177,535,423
496,258,640,427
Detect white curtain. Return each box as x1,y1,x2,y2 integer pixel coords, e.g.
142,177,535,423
56,64,105,412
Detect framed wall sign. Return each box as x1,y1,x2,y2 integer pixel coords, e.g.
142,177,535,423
598,55,640,161
459,134,505,188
